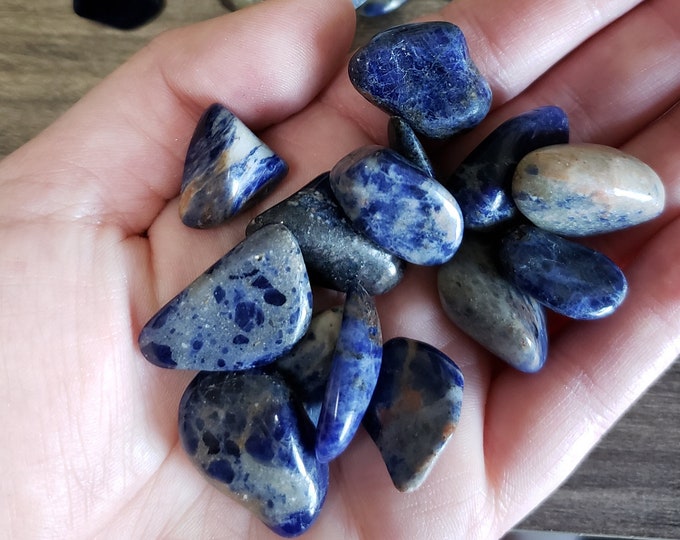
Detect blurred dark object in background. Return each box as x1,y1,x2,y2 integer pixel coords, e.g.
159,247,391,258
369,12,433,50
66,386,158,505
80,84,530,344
73,0,165,29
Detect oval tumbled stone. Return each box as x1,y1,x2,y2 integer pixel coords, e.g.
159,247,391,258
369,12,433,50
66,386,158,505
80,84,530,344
179,370,328,537
512,143,665,236
348,22,492,139
330,146,463,266
138,224,312,371
500,225,627,320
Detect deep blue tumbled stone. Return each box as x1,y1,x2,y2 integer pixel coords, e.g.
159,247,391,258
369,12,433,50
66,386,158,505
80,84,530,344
179,103,288,229
316,283,382,463
179,370,328,537
330,146,463,266
357,0,410,17
246,173,405,295
363,337,464,491
348,22,492,139
73,0,164,30
437,235,548,372
446,106,570,230
138,224,312,371
499,225,628,319
388,116,435,177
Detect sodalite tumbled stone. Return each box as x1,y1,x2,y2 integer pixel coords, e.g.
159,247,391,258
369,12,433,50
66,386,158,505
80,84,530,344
179,103,288,229
438,235,548,373
500,225,628,320
348,22,492,139
246,173,405,295
179,370,328,537
446,106,569,230
388,116,435,177
138,224,312,371
316,283,382,463
512,143,665,236
363,338,464,492
330,146,463,266
357,0,410,17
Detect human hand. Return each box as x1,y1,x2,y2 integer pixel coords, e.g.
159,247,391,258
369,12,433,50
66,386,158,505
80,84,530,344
0,0,678,537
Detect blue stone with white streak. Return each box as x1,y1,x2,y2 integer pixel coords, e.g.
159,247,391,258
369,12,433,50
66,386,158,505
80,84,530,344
349,22,492,139
138,224,312,371
357,0,409,17
179,103,288,228
363,337,464,492
316,283,382,463
330,146,463,266
446,106,569,230
388,116,435,177
500,225,628,320
178,369,328,537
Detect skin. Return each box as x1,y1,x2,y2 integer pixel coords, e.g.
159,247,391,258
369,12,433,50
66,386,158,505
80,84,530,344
0,0,678,537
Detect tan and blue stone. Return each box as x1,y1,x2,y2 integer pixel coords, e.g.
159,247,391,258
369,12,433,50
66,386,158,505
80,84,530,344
178,369,328,537
388,116,435,178
348,22,492,139
316,283,382,463
500,225,628,320
330,146,463,266
246,173,405,295
512,143,665,236
179,103,288,229
138,224,312,371
363,337,464,492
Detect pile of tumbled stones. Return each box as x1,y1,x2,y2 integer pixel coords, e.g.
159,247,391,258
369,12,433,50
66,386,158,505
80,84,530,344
138,22,665,537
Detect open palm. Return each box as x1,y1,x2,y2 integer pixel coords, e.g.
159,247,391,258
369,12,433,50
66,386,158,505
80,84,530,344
1,0,678,537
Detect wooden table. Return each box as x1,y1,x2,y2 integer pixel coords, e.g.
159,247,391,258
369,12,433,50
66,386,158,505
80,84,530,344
1,1,677,537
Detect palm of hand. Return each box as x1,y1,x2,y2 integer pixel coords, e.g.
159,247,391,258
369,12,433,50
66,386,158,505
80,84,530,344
1,0,678,537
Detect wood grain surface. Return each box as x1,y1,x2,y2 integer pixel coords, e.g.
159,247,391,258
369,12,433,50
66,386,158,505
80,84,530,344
0,0,678,537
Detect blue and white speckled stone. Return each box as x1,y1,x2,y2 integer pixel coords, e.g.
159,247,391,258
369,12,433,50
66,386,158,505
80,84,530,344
330,146,463,266
512,143,665,236
246,173,405,295
447,106,569,230
179,103,288,228
179,370,328,537
348,22,492,139
357,0,409,17
274,307,343,426
388,116,435,177
437,235,548,372
363,337,464,492
138,224,312,371
500,225,628,320
316,283,382,463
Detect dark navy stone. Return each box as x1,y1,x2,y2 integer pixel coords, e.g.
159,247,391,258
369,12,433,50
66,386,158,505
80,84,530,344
437,235,548,372
358,0,409,17
274,307,343,426
179,103,288,229
178,370,328,537
73,0,164,30
316,283,382,462
138,224,312,371
330,146,463,266
499,225,628,319
363,338,464,491
246,173,405,294
388,116,435,177
348,22,492,139
446,106,569,230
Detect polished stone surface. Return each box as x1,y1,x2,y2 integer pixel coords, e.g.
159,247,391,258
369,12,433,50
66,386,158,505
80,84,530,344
330,146,463,265
358,0,410,17
438,234,548,372
179,370,328,537
179,103,288,229
73,0,164,29
363,337,464,491
348,22,492,139
447,106,569,230
274,307,343,426
388,116,435,177
316,283,382,462
500,225,628,320
247,173,405,294
138,224,312,371
513,143,665,236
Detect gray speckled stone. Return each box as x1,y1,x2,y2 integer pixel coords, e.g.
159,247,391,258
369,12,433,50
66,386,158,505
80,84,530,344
437,235,548,373
138,224,312,371
512,143,665,236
